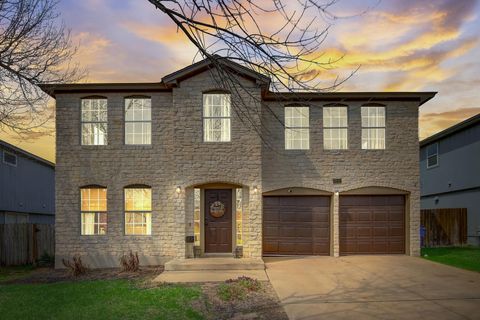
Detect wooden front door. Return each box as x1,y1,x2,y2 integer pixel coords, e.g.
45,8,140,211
205,189,232,253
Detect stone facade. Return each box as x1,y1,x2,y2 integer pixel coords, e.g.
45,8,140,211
54,65,422,268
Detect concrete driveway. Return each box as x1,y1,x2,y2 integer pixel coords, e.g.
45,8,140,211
264,255,480,320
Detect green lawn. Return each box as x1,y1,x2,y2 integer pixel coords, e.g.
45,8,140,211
0,279,204,320
421,247,480,272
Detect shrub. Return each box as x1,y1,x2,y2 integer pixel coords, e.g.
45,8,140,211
120,251,140,272
37,252,55,267
218,276,262,301
62,255,88,276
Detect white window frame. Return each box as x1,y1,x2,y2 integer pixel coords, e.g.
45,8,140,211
203,93,231,142
81,98,108,146
80,188,107,235
323,106,348,150
124,187,152,236
426,143,439,168
285,106,310,150
361,106,386,150
3,150,17,167
125,97,152,145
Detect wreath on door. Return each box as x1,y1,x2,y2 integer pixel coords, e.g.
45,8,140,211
210,201,225,218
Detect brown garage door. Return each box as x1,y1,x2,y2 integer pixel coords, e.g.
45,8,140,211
263,196,330,255
339,195,405,254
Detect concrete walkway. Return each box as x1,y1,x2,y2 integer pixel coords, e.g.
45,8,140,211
265,255,480,320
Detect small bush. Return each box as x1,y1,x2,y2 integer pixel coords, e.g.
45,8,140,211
120,251,140,272
62,255,88,276
234,276,262,292
37,252,55,267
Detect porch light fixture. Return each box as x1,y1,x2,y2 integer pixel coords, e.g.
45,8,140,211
175,186,181,194
253,186,258,194
334,191,339,196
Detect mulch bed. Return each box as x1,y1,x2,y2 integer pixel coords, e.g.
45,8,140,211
2,266,163,284
194,281,288,320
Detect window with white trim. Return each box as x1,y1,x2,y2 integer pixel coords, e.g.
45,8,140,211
125,187,152,235
361,106,386,149
323,106,348,149
125,98,151,145
3,151,17,166
81,188,107,235
285,106,309,150
426,143,438,168
203,94,231,142
81,98,108,145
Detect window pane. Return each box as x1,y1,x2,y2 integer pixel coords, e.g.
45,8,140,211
125,212,151,235
82,99,107,122
125,188,151,211
361,106,385,127
204,118,230,142
285,107,309,127
236,188,243,246
427,143,438,157
81,188,107,211
82,123,107,145
203,94,230,117
285,128,309,150
323,107,347,128
81,212,107,235
427,155,438,167
362,128,385,149
324,128,348,150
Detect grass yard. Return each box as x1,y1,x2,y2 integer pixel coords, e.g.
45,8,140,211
421,247,480,272
0,279,204,320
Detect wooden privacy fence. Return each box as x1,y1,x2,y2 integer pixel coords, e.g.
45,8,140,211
0,224,54,266
421,208,467,247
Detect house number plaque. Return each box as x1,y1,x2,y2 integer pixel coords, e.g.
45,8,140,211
210,201,225,218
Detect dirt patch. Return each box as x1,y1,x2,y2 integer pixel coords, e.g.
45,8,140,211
3,266,163,284
197,280,288,320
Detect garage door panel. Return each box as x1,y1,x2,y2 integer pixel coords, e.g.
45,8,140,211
340,195,405,255
263,196,330,256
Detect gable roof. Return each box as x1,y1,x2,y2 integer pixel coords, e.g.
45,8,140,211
0,139,55,168
162,56,271,86
420,112,480,147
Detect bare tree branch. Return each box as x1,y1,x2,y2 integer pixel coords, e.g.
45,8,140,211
0,0,83,136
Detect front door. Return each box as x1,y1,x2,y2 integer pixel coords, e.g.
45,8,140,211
205,189,232,253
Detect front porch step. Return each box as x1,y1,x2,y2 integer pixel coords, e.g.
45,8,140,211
164,257,265,271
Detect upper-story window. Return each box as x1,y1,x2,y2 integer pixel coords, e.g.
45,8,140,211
285,106,309,150
361,106,385,149
125,98,152,145
203,93,231,142
426,143,439,168
3,150,17,166
81,98,108,145
323,106,348,150
125,187,152,235
81,187,107,235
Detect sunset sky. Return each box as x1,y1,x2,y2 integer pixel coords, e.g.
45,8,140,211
1,0,479,163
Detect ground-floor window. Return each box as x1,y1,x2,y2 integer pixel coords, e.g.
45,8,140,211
124,187,152,235
81,187,107,235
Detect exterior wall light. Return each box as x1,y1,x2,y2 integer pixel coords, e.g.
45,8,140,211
334,191,339,196
176,186,181,194
253,186,258,194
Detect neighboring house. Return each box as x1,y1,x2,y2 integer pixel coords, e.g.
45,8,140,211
0,139,55,224
420,113,480,246
40,57,436,268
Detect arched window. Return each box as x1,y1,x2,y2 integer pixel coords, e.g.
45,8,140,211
80,186,107,235
81,97,108,145
361,104,386,149
323,104,348,150
203,93,231,142
124,186,152,235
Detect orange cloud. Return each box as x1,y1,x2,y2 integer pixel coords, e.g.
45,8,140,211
419,107,480,140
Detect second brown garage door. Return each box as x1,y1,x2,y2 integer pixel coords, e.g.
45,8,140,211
339,195,405,254
263,196,330,255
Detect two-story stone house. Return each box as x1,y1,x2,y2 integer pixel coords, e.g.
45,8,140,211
41,57,436,268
